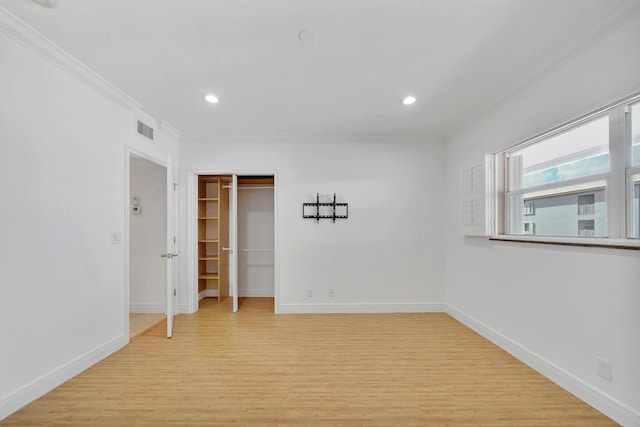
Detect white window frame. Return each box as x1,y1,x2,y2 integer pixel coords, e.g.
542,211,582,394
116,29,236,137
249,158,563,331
494,92,640,248
626,101,640,238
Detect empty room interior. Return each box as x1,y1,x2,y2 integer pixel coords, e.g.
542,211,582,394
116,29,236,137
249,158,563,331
1,0,639,425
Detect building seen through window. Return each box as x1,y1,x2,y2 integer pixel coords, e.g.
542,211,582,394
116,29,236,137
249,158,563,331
521,190,604,237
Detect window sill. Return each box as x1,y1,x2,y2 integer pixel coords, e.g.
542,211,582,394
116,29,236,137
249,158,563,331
490,235,640,250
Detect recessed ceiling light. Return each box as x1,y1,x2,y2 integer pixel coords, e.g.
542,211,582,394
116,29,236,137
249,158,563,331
401,96,416,105
33,0,55,8
204,94,219,104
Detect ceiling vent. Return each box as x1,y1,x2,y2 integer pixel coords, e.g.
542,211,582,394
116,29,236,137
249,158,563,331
137,120,154,141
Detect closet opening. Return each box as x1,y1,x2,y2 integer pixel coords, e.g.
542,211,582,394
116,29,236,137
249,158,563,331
196,174,275,312
236,176,275,311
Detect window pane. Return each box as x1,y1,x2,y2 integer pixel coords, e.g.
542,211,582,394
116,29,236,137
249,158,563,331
633,102,640,167
508,185,606,237
509,116,609,190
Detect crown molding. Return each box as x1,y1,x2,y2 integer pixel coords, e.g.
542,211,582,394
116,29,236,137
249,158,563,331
182,131,445,145
0,6,141,112
159,120,181,141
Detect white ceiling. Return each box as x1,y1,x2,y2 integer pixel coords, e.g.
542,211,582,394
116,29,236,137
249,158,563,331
1,0,638,141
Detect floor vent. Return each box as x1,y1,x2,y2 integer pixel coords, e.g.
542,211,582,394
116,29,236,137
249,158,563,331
137,120,154,141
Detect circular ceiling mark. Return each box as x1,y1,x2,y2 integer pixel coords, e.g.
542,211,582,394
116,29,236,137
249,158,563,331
298,29,319,46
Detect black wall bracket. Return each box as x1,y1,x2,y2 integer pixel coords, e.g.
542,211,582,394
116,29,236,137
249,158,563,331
303,193,348,223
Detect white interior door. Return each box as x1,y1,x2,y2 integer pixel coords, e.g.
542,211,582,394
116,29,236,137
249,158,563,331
165,156,177,337
230,174,238,313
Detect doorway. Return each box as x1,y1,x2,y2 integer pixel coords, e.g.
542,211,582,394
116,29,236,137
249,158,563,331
129,155,167,337
194,173,276,313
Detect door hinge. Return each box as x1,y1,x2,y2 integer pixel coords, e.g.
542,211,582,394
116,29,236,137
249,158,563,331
173,289,176,296
173,182,178,191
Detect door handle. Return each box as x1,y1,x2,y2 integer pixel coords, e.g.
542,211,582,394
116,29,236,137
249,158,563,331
161,253,179,259
222,247,234,254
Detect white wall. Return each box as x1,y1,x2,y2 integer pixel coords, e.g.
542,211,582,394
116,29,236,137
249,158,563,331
444,13,640,425
237,184,275,297
0,13,179,418
179,138,446,313
129,156,167,312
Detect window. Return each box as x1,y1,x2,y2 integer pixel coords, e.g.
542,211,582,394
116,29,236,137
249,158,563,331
577,194,595,215
506,116,609,238
500,93,640,242
523,221,535,234
523,201,535,216
578,219,595,237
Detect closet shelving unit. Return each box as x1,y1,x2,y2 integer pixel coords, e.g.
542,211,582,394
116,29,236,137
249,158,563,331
197,176,221,299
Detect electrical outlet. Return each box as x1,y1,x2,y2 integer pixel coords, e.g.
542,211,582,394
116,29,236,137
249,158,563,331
307,289,313,298
597,358,612,381
111,232,122,244
329,288,335,297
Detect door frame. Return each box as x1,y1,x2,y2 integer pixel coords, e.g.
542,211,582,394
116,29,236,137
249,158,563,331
186,169,278,313
124,147,170,340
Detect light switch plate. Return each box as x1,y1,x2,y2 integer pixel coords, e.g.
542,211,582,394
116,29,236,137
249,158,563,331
111,232,122,244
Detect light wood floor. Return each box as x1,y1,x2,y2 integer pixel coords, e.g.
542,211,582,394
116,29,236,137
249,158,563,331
129,313,165,340
3,298,616,426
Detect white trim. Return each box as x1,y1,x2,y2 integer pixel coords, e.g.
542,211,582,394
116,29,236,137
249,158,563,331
609,106,627,238
0,6,141,112
129,304,166,314
187,173,199,312
446,304,640,426
277,302,446,314
509,177,608,199
627,169,640,238
0,334,127,421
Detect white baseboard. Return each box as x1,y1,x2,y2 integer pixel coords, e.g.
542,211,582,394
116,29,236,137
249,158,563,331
0,333,128,421
276,302,446,314
239,289,274,297
446,304,640,426
199,289,274,300
129,304,165,313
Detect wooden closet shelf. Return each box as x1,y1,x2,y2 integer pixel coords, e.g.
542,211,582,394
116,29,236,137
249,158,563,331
199,274,219,280
199,257,219,261
198,198,219,201
199,239,219,243
198,217,219,220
